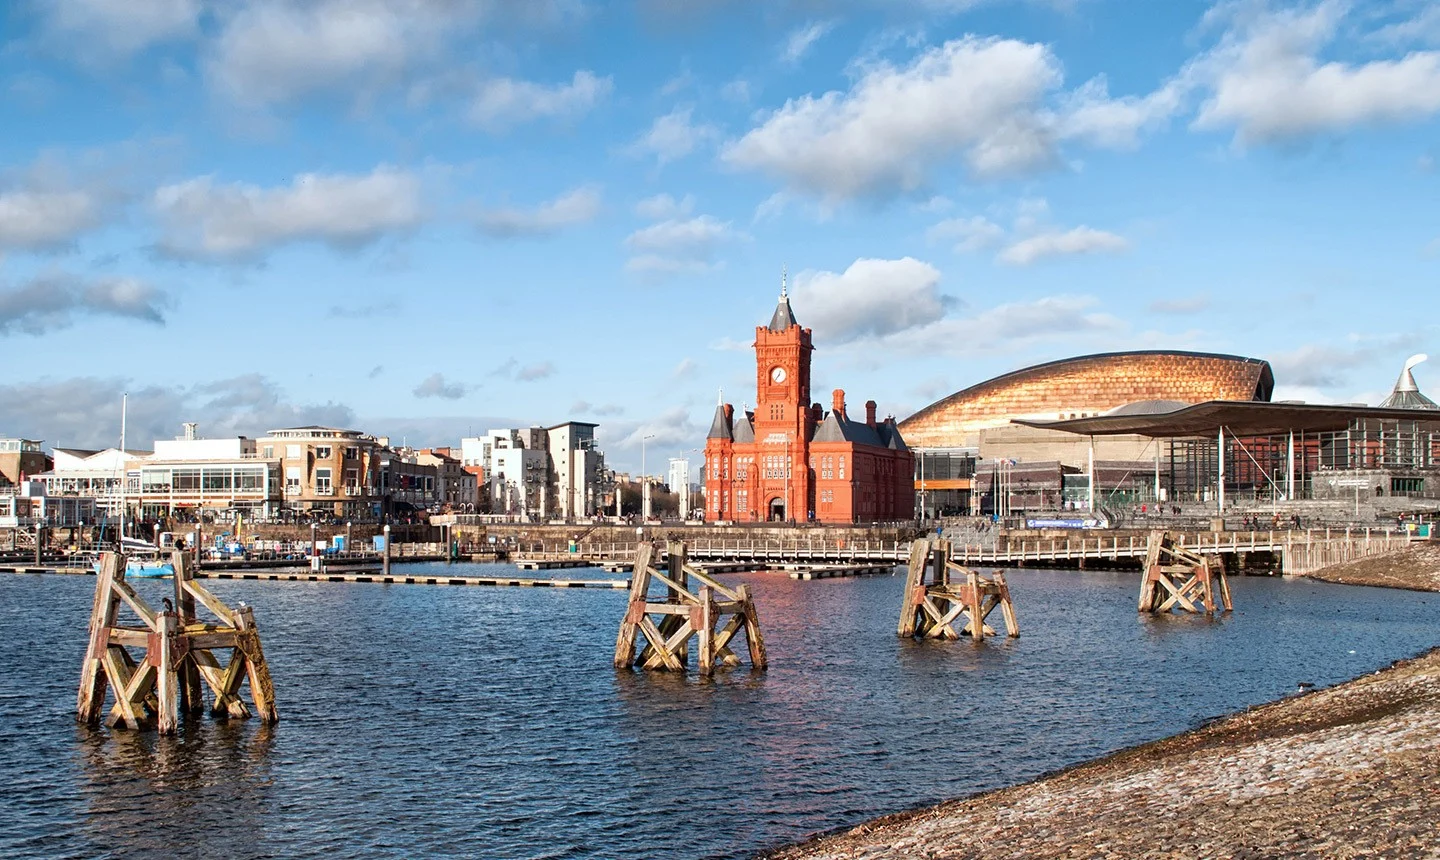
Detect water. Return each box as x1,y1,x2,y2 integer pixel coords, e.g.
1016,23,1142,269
2,564,1438,859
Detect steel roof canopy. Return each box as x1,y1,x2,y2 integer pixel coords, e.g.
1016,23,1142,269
1012,400,1440,438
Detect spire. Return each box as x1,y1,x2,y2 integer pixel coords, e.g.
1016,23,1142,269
767,265,798,332
1379,354,1439,409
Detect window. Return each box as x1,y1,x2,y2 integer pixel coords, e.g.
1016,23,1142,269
345,469,359,488
286,445,301,458
262,446,274,458
285,467,301,492
345,446,359,460
839,456,846,479
315,468,333,495
173,468,200,491
316,445,332,459
202,468,232,490
237,468,264,490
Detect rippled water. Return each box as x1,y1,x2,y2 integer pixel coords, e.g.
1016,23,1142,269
2,564,1438,859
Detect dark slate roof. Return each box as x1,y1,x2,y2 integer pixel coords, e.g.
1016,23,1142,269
733,412,755,443
812,411,898,449
707,404,731,440
768,295,798,332
54,447,100,458
877,420,909,450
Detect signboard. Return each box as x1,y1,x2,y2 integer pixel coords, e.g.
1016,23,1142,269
1026,517,1102,530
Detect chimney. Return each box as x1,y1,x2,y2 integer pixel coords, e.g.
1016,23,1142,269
831,389,846,417
810,403,822,423
723,404,734,423
865,400,877,427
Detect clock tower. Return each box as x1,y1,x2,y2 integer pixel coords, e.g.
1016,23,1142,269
751,272,814,520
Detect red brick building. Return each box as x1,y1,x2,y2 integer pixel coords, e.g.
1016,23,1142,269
703,285,914,523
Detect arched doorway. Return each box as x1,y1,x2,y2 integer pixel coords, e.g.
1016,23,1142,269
768,497,786,521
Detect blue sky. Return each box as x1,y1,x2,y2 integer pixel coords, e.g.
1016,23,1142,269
1,0,1438,469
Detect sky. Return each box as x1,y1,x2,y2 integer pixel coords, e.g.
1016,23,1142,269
1,0,1438,471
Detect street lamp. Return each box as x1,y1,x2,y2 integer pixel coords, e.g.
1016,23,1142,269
641,433,655,521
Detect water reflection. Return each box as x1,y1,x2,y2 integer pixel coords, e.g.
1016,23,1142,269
75,721,274,856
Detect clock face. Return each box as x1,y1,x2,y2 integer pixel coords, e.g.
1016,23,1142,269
770,367,787,383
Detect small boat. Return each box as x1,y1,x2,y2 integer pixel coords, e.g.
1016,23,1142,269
91,537,176,578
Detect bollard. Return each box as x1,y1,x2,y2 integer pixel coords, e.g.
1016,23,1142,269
382,525,392,578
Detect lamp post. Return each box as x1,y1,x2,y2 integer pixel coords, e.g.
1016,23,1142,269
641,433,655,522
918,447,927,522
310,522,318,558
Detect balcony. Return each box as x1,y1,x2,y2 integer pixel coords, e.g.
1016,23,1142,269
314,487,335,497
284,485,301,496
345,486,366,496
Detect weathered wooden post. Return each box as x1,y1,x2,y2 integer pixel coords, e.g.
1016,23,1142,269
898,539,1018,640
1139,530,1232,614
614,541,766,675
76,549,278,733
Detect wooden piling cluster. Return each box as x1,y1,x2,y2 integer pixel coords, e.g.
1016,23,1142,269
77,550,278,733
614,542,767,675
898,539,1018,640
1138,531,1232,615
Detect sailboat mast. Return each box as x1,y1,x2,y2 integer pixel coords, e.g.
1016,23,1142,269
120,394,127,542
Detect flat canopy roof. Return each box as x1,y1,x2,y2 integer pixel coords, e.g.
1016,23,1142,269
1014,400,1440,438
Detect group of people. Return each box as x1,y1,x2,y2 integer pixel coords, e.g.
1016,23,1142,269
1241,513,1304,530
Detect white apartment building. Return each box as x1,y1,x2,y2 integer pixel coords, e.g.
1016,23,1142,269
39,447,146,516
667,457,692,519
547,421,606,519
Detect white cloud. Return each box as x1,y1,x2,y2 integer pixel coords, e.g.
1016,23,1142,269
515,361,555,382
0,273,170,336
207,0,462,106
413,373,469,400
926,215,1005,253
475,185,602,237
998,226,1128,265
154,166,424,261
0,374,357,450
1193,1,1440,143
722,37,1063,199
41,0,200,60
634,193,695,220
625,215,740,256
623,213,745,280
0,189,103,251
468,70,613,130
790,257,952,342
628,107,717,165
782,21,835,65
1058,75,1184,149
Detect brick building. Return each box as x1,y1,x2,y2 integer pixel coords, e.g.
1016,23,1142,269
704,284,913,523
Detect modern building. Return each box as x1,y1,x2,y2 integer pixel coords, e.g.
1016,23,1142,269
136,427,282,520
704,280,914,523
997,354,1440,511
0,437,50,486
667,457,692,519
900,351,1276,513
546,421,606,518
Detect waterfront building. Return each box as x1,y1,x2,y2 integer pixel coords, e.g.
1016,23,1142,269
484,431,548,518
135,425,281,520
0,437,50,486
257,426,387,520
900,351,1275,513
37,447,148,516
546,421,607,518
704,282,914,523
0,481,95,528
415,448,479,510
